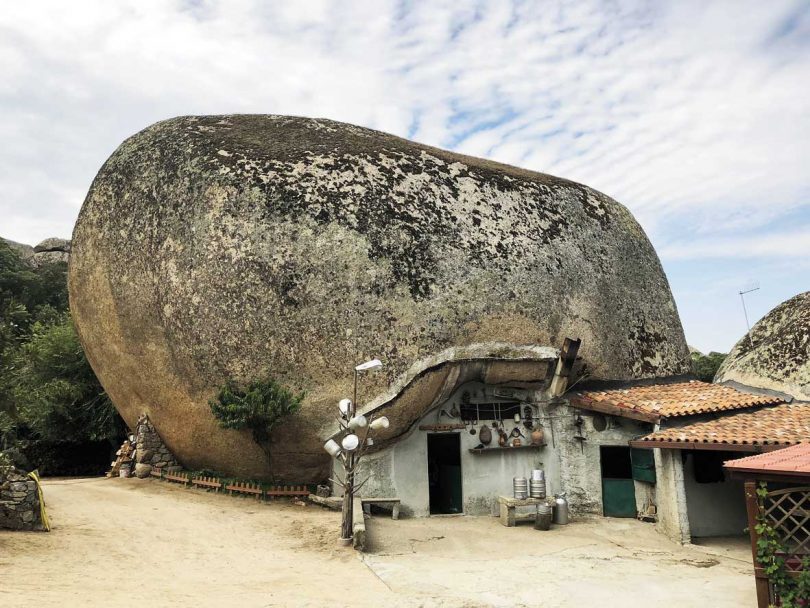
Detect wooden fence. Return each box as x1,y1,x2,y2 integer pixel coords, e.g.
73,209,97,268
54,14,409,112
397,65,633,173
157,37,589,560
153,469,310,502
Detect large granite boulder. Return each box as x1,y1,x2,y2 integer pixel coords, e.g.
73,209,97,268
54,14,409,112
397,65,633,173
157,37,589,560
715,291,809,401
69,115,690,481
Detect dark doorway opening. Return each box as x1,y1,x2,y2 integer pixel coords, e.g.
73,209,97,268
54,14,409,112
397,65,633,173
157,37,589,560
600,446,636,518
427,433,463,514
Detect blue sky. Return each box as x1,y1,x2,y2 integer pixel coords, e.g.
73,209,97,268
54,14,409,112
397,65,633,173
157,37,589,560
0,0,807,353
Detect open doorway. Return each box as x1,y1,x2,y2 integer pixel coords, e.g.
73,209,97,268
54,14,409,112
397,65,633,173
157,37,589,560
600,446,636,518
427,433,463,514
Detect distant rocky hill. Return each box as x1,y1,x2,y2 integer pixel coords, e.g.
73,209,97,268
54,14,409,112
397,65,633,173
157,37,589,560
2,237,70,266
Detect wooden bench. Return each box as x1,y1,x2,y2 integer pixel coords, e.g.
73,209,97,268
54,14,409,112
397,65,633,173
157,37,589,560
361,497,401,520
497,496,547,527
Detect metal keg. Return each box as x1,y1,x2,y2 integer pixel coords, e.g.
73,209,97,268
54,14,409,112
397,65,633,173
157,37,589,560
534,502,552,530
513,476,528,499
553,492,569,525
531,469,545,481
529,479,546,498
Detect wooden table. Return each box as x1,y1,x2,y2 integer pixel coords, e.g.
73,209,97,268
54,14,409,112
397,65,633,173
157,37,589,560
497,496,548,527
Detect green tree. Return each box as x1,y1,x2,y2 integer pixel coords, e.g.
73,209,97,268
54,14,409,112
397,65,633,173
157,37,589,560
691,351,727,382
0,239,122,469
11,315,122,443
209,378,304,478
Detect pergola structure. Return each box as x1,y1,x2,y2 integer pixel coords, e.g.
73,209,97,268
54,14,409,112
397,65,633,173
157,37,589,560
725,444,810,608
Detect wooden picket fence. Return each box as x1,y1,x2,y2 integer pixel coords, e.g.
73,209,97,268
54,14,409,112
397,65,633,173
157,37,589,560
164,470,190,485
192,475,222,492
265,485,309,499
152,469,311,502
225,480,264,499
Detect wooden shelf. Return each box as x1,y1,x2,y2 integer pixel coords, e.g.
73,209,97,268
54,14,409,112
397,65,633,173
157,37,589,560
469,444,546,454
419,423,466,432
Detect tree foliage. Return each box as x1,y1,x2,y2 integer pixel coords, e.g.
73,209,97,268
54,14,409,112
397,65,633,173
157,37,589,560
0,239,123,469
209,377,304,475
690,351,727,382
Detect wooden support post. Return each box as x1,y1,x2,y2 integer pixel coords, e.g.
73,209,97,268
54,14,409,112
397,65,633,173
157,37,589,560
744,479,771,608
550,337,581,397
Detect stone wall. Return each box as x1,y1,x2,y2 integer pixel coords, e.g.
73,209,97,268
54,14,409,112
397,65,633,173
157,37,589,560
0,468,44,531
133,414,179,478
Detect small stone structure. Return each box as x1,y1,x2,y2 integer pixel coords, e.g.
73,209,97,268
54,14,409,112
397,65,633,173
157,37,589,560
133,414,179,477
0,467,44,531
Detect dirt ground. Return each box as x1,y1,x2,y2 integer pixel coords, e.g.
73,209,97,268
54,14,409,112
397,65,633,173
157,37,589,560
0,478,756,608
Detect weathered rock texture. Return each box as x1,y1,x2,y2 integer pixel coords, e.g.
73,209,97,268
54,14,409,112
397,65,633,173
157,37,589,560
69,115,689,481
0,467,44,531
716,291,810,401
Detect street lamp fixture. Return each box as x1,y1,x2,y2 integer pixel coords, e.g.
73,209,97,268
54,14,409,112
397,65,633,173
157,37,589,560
323,357,388,545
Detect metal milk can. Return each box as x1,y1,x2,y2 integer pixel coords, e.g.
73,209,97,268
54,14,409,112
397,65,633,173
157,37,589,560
553,492,569,525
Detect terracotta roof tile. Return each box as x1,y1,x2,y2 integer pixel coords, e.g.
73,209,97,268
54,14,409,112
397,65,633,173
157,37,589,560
633,403,810,448
724,443,810,476
573,380,784,420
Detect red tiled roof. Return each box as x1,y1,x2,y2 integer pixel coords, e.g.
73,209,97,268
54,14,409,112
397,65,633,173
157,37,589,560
630,403,810,450
572,380,784,421
724,443,810,477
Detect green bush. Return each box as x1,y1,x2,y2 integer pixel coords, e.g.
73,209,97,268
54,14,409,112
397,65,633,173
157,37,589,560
209,377,304,478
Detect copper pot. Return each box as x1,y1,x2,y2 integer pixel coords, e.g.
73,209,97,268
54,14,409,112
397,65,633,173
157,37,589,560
531,427,545,446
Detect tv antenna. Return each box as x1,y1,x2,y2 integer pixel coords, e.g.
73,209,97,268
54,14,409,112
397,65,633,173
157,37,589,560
739,282,759,348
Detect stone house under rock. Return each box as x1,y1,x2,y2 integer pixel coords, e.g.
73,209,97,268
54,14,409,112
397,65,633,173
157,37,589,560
339,348,806,544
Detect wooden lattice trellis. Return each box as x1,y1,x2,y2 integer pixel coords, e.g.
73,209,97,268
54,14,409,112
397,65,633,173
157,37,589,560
746,481,810,606
762,485,810,562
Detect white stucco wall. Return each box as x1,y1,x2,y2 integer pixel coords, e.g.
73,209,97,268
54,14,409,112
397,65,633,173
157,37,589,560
654,448,691,544
350,381,656,518
683,452,748,537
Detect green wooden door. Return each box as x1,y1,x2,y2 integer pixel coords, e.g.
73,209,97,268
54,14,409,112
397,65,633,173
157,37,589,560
631,448,656,483
602,479,637,517
600,446,637,518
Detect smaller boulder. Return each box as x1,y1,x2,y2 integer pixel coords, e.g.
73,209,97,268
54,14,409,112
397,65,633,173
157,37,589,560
134,463,152,478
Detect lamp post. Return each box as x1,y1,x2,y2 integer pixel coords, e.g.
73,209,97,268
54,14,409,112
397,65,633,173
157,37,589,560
323,358,387,545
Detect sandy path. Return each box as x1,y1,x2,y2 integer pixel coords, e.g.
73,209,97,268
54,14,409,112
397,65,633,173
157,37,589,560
1,478,757,608
363,514,757,608
0,477,394,608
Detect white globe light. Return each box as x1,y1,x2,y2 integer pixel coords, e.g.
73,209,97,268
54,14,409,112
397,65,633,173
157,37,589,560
338,398,352,415
341,434,360,451
348,415,368,430
369,416,390,430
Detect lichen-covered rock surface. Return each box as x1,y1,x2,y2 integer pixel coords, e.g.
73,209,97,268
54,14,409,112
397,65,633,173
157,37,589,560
69,115,689,481
716,291,810,401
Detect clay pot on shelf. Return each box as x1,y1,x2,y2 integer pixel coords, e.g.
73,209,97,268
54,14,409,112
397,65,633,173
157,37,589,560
512,438,522,448
531,427,545,446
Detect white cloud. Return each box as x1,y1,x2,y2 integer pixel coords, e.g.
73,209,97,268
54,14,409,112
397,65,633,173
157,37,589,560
0,0,807,349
